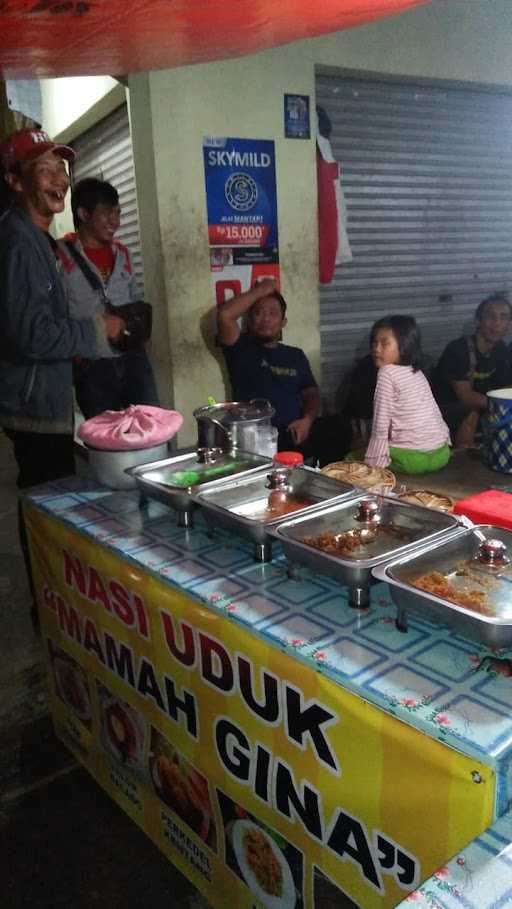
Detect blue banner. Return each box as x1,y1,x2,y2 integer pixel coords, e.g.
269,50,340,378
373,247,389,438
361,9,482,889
203,137,279,266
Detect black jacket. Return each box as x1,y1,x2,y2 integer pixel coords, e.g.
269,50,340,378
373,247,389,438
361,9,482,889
0,206,102,433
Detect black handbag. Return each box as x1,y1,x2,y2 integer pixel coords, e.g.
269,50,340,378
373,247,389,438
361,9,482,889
64,240,152,352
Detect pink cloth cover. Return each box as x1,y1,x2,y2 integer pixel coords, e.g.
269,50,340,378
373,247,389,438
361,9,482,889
78,405,183,451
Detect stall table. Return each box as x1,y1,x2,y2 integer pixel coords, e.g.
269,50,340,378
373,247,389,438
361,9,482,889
24,476,512,909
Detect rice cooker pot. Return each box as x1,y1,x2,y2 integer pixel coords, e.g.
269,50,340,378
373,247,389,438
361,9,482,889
86,441,169,490
193,400,275,452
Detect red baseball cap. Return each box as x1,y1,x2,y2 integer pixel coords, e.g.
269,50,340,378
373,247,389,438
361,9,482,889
0,128,75,171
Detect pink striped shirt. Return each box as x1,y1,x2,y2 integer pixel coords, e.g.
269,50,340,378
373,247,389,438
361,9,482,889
365,364,450,468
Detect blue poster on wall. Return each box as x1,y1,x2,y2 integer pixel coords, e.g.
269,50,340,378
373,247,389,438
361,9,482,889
203,137,279,270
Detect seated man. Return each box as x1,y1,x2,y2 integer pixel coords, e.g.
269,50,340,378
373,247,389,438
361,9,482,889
432,293,512,447
57,177,159,418
217,280,348,463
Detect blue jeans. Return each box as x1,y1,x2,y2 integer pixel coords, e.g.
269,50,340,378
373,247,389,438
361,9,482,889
74,351,159,419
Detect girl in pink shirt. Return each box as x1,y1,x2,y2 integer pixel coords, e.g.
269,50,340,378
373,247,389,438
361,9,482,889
365,315,450,473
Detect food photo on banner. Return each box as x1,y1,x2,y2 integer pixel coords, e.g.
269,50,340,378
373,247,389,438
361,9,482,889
217,789,304,908
203,136,280,306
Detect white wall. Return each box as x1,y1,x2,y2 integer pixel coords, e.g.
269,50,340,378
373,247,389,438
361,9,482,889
40,76,117,138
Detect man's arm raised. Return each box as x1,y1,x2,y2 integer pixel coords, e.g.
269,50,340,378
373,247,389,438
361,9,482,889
216,278,276,346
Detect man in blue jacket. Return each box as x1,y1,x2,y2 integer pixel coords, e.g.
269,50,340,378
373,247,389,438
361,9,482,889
0,127,124,622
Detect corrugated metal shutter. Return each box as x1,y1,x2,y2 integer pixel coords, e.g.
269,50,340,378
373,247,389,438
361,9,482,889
70,104,144,293
316,74,512,408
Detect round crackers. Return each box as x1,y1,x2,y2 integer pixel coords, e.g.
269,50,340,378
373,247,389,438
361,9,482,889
320,461,396,493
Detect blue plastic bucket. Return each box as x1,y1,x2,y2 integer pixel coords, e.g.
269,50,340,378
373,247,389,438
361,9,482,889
485,388,512,473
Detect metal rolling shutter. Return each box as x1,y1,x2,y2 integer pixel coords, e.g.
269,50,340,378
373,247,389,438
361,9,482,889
316,74,512,408
71,105,144,293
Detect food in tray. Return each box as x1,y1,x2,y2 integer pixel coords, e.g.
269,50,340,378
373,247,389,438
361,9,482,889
320,460,395,492
245,496,314,522
243,826,283,897
411,570,494,614
303,523,413,557
397,489,455,512
160,459,252,488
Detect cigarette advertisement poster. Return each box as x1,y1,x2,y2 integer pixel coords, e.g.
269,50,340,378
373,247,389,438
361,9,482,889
203,137,280,305
27,505,494,909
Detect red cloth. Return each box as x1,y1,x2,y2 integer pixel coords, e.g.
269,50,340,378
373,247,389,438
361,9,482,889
453,490,512,531
317,151,339,284
83,245,115,283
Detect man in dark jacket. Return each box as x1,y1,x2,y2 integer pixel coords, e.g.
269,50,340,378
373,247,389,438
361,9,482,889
0,127,124,621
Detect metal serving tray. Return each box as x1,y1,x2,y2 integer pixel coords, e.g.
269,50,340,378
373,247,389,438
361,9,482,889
373,524,512,648
271,493,460,607
194,466,357,561
128,450,272,526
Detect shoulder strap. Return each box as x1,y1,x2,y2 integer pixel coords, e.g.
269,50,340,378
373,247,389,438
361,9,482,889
64,239,110,308
465,335,478,378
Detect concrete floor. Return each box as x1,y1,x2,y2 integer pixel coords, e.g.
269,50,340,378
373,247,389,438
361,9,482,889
0,431,210,909
2,431,509,908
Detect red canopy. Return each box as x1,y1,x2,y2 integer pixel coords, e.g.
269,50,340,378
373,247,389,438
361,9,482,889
1,0,428,79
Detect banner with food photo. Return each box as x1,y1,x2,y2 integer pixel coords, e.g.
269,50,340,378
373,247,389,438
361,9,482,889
26,504,494,909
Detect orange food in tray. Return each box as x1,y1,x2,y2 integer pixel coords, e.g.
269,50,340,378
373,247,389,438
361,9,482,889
412,570,493,614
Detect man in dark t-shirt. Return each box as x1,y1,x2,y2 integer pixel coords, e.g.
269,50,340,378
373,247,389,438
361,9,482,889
432,293,512,447
217,280,349,463
218,279,319,449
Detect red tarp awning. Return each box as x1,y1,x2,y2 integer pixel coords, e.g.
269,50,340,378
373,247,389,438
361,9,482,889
1,0,428,79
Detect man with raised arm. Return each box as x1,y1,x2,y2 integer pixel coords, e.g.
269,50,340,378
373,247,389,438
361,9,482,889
217,280,323,457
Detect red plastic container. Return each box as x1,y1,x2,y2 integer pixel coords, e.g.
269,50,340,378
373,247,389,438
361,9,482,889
453,489,512,531
273,451,304,467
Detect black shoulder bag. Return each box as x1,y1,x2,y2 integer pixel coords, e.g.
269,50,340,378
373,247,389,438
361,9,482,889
64,240,152,353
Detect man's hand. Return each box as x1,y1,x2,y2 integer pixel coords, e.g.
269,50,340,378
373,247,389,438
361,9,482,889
103,312,126,341
454,410,479,448
217,278,278,346
252,277,276,299
288,415,313,445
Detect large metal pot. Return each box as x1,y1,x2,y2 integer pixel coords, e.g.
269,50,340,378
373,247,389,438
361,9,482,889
86,441,169,490
193,400,275,453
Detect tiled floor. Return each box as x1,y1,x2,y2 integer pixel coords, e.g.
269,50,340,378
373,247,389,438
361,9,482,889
0,432,209,909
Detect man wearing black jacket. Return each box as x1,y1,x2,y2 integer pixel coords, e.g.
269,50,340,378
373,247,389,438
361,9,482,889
0,127,124,622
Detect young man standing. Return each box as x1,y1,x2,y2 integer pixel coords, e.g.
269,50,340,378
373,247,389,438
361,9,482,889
57,177,159,418
433,293,512,447
217,280,348,463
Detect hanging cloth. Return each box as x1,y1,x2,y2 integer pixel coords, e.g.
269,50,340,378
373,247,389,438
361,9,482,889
316,130,352,284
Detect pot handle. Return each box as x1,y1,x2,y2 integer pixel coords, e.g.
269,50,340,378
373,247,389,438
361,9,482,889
208,416,232,443
250,397,274,413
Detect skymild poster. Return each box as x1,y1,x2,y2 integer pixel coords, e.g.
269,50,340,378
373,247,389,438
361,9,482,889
27,505,494,909
203,137,280,305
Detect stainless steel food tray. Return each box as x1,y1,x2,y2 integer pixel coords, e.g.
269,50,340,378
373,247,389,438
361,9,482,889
270,493,461,607
194,466,358,561
127,449,272,526
373,524,512,648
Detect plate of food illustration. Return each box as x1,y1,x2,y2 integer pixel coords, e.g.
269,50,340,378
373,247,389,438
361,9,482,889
53,657,91,723
100,698,146,768
232,819,296,909
151,748,212,842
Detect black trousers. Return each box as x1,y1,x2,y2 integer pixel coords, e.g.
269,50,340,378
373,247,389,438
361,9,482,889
277,414,352,468
4,429,75,606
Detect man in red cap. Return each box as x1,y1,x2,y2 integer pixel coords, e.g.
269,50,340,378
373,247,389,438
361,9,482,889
0,128,124,626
